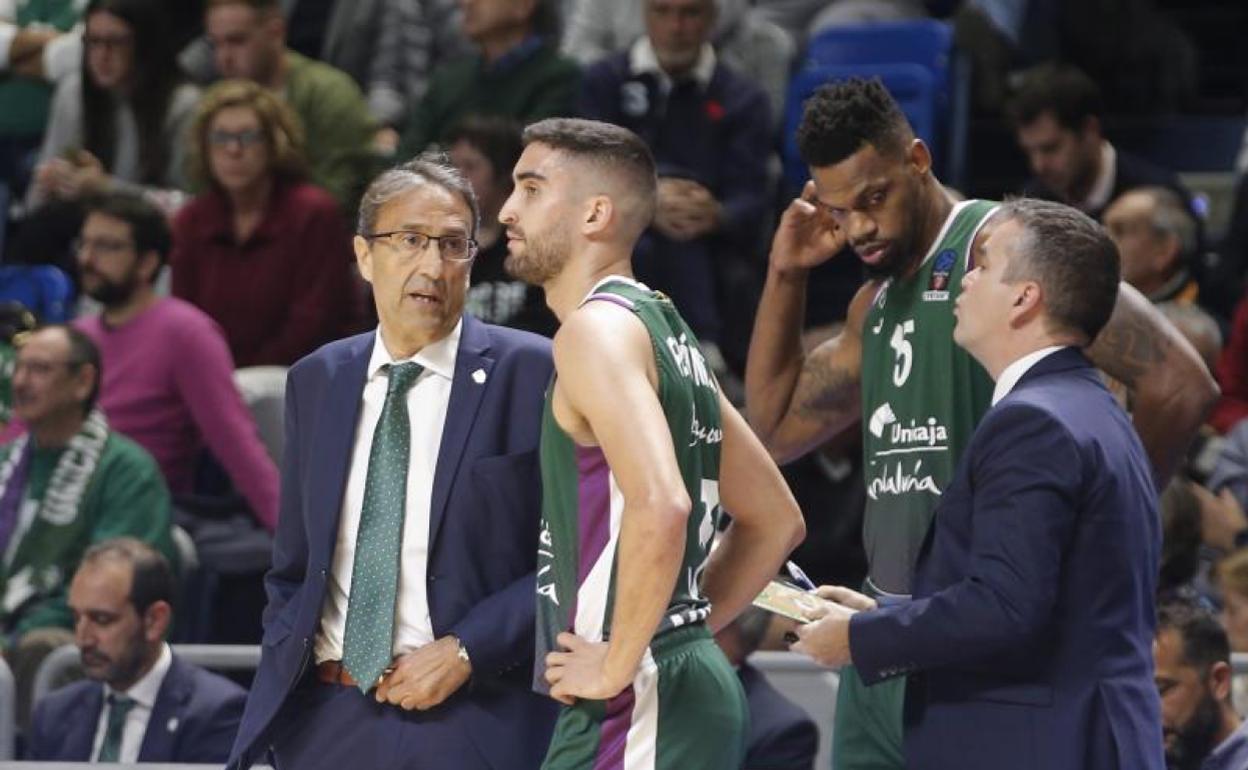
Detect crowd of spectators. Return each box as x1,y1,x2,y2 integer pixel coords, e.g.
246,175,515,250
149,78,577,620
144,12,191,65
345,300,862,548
0,0,1245,766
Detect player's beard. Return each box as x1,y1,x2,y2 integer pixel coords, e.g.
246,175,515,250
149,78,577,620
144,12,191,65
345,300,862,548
504,219,573,287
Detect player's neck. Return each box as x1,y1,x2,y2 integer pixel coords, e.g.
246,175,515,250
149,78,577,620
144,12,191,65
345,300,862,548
544,247,635,322
904,182,956,279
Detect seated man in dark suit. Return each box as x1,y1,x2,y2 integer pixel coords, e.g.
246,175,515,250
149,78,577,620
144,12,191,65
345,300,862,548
715,605,818,770
792,199,1165,770
28,537,246,762
1009,63,1193,223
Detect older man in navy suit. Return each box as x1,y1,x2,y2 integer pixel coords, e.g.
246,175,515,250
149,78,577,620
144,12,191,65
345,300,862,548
792,198,1166,770
227,153,557,770
29,538,245,763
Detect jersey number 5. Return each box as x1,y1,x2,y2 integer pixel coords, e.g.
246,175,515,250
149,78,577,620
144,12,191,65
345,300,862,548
890,320,915,387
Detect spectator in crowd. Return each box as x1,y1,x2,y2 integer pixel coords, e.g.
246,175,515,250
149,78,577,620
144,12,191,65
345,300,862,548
1103,186,1201,306
397,0,579,160
283,0,467,144
205,0,377,213
227,155,557,770
0,325,174,728
578,0,771,364
1008,63,1193,223
72,192,279,531
27,538,246,763
715,605,819,770
562,0,793,122
446,115,556,336
1154,597,1248,770
27,0,199,212
172,80,360,367
0,0,83,194
1209,294,1248,434
1156,480,1204,601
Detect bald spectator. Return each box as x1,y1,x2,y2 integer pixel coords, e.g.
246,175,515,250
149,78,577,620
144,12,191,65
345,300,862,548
1104,187,1200,306
396,0,579,159
204,0,376,212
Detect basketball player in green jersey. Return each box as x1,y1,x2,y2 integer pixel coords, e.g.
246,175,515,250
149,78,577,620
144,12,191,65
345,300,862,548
499,117,806,770
745,79,1218,769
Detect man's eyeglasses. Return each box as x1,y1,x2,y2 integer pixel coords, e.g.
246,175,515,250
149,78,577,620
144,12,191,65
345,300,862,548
72,237,133,256
208,129,266,151
363,230,478,263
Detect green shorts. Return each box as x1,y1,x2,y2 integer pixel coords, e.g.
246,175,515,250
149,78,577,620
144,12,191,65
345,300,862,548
832,664,905,770
541,625,748,770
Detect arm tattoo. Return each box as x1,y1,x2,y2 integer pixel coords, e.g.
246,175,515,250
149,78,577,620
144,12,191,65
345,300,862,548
1091,312,1169,386
794,354,858,419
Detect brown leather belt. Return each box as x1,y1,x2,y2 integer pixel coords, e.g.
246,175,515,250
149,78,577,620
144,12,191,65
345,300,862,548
316,660,359,688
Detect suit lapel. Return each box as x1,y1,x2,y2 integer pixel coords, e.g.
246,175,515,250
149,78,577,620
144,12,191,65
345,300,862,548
427,317,494,551
307,334,373,561
137,657,190,762
63,685,103,760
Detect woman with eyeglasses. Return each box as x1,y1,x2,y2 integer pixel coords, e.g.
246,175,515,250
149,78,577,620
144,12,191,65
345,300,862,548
170,79,362,367
27,0,198,211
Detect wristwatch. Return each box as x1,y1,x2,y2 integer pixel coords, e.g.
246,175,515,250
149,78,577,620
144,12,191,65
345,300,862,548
452,635,472,667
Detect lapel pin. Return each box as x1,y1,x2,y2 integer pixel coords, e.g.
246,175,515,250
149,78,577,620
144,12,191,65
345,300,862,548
472,368,486,384
167,717,179,732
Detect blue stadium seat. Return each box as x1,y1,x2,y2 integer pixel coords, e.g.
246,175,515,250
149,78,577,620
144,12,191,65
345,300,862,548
782,19,969,192
0,264,74,323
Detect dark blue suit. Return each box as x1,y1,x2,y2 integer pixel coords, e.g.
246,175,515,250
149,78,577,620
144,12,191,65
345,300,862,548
739,663,818,770
227,318,557,770
28,654,246,762
849,348,1164,770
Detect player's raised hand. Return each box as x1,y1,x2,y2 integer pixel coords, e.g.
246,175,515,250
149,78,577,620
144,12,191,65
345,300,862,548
769,181,848,273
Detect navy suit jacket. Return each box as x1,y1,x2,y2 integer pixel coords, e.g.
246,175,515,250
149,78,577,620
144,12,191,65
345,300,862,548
849,348,1164,770
228,317,557,769
28,654,246,762
739,663,818,770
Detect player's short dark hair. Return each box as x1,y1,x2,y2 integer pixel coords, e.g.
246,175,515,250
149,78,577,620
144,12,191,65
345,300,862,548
522,117,657,225
997,198,1120,344
81,537,177,615
796,78,913,168
1157,596,1231,675
1007,63,1103,133
81,191,171,279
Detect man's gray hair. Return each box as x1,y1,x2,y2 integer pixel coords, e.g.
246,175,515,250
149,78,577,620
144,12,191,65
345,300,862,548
1140,186,1198,262
357,151,480,238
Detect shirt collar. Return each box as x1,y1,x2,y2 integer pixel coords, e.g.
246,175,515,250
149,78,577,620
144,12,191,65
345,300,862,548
367,320,462,383
1077,141,1116,213
105,642,172,710
991,345,1068,406
628,36,716,90
1207,717,1248,768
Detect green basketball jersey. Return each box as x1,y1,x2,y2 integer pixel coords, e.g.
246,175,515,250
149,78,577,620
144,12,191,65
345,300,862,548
860,199,998,595
534,277,723,692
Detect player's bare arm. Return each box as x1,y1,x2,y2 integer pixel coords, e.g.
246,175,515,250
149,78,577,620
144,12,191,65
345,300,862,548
1086,281,1219,485
702,390,805,633
543,300,691,704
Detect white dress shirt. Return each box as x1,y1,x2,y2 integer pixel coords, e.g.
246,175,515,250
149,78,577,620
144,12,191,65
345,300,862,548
90,642,172,763
314,322,461,663
991,345,1067,406
1075,141,1116,214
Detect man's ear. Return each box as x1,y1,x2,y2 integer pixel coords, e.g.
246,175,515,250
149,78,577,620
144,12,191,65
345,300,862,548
583,195,614,236
138,250,162,285
907,138,932,177
353,235,374,284
143,600,172,643
1210,659,1234,702
1009,281,1043,326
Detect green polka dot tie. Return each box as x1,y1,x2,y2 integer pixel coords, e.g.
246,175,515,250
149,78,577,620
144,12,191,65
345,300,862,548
342,361,424,692
96,693,135,762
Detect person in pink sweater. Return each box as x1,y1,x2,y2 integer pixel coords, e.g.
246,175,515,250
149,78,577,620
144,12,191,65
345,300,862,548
71,192,279,531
